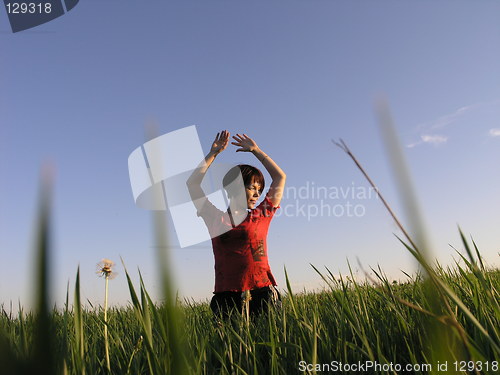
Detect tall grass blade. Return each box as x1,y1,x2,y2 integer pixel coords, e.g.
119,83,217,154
31,165,57,375
145,124,190,374
74,266,86,375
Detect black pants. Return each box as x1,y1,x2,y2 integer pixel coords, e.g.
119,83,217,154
210,286,281,320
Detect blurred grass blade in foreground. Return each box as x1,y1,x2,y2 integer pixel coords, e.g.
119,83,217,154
333,100,490,373
146,124,190,374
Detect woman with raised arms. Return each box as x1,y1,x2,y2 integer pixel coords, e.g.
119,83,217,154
186,130,286,320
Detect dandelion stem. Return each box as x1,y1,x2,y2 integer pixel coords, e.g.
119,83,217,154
104,274,110,372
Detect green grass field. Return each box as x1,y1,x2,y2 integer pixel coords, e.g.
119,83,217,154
1,251,498,375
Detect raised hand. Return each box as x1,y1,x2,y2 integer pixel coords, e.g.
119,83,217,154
210,130,230,155
231,134,259,152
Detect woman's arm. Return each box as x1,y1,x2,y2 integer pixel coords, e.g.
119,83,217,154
231,133,286,207
186,130,230,210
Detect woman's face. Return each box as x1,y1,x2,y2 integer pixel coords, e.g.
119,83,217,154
245,181,262,209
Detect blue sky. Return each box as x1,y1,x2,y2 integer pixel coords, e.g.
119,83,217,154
1,1,499,310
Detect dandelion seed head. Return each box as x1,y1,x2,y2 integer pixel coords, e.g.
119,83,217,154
96,258,117,279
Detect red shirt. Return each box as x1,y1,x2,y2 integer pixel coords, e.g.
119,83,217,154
197,195,279,293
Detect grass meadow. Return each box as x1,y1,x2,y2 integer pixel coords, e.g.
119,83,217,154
1,133,499,374
0,250,498,375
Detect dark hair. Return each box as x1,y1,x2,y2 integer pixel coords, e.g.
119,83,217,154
223,164,265,197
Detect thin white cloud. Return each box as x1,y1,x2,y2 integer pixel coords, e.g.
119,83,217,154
406,141,421,149
406,134,447,148
419,105,473,130
416,99,500,131
408,98,500,148
421,134,448,145
489,128,500,137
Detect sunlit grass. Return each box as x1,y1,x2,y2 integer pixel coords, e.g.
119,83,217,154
0,259,498,374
